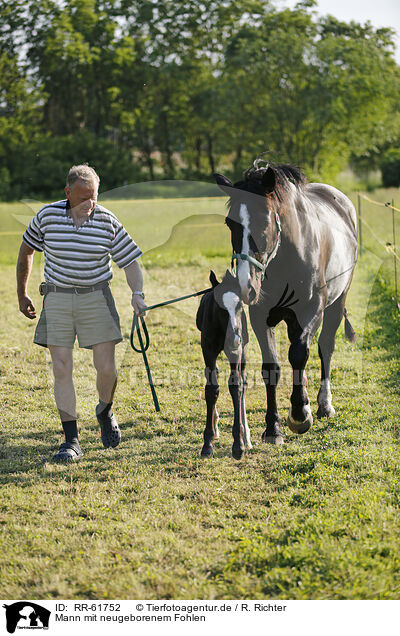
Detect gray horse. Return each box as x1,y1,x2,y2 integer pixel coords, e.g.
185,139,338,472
215,160,357,445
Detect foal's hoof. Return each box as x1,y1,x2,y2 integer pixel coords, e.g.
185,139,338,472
316,403,335,419
201,444,213,458
287,406,313,435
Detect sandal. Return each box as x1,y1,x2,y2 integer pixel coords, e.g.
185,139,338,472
96,404,121,448
52,442,83,463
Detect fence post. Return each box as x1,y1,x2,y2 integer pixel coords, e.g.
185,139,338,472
357,193,363,256
392,199,398,301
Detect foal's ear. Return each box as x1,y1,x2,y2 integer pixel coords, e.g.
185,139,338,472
261,166,276,194
214,173,233,192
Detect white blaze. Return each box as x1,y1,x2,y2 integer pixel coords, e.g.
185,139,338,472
238,203,251,301
222,291,241,348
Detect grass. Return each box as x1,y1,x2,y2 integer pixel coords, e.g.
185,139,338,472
1,190,400,599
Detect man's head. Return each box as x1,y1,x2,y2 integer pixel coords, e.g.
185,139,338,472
65,164,100,217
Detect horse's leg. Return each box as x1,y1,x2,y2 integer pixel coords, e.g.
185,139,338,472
240,355,252,450
286,309,323,434
250,308,283,445
228,359,245,460
201,353,220,458
317,293,346,418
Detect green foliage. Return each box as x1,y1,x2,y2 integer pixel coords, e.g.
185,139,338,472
380,149,400,188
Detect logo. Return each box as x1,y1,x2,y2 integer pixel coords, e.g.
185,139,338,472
3,603,50,634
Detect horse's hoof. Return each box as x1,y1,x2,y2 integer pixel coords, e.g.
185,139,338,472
316,403,335,419
201,444,213,458
287,405,313,434
262,421,284,445
232,445,244,460
262,433,284,446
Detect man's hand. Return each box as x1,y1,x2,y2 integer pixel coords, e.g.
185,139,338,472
131,293,147,317
19,295,36,319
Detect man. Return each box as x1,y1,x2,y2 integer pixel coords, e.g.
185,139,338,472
16,164,147,462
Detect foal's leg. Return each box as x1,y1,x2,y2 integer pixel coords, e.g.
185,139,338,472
317,293,346,418
250,308,283,445
228,359,245,460
240,356,252,450
201,352,220,458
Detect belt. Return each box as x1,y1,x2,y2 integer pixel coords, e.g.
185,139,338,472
39,281,109,295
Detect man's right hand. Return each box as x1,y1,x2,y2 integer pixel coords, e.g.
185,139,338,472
19,295,36,319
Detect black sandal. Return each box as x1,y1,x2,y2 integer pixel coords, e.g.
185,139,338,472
96,404,121,448
52,442,83,463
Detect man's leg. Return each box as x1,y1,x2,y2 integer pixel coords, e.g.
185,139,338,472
92,341,121,448
48,345,82,462
92,341,117,403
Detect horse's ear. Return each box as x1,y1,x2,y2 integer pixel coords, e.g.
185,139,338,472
214,173,233,192
209,270,219,287
261,166,276,194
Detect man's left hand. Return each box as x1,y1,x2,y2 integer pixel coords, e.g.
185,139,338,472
132,293,147,317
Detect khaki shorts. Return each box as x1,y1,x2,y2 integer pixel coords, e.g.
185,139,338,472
34,286,123,349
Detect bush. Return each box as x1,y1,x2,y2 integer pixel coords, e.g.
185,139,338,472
0,167,11,200
0,132,145,201
380,149,400,188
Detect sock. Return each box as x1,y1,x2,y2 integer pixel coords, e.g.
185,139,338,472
97,401,113,416
62,420,79,446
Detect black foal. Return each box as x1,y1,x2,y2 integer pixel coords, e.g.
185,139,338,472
196,270,251,460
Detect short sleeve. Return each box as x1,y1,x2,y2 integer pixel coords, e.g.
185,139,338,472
110,222,142,268
23,213,44,252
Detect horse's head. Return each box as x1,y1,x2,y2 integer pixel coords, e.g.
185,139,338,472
215,165,281,304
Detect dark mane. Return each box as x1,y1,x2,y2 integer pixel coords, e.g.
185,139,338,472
243,162,307,190
227,162,307,206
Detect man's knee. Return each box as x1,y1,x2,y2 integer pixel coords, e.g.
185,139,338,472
50,351,73,380
93,343,117,376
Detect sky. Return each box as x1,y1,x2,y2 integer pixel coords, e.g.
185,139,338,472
280,0,400,62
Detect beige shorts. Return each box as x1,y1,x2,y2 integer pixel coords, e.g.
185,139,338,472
34,286,123,349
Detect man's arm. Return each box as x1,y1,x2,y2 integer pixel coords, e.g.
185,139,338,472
124,259,147,316
16,241,37,319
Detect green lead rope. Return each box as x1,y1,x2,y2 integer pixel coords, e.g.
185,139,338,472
130,286,213,412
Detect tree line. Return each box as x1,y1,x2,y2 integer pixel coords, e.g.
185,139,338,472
1,0,400,199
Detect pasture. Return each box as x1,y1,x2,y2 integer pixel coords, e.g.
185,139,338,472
1,189,400,600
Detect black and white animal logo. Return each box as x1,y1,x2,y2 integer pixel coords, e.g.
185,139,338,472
3,602,50,633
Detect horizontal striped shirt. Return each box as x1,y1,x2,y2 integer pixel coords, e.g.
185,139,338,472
23,199,142,287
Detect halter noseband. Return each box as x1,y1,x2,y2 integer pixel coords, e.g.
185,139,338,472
231,210,282,278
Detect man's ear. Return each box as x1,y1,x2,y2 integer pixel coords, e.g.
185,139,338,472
261,166,276,194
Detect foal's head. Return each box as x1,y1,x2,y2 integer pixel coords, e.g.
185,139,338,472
213,270,244,353
215,162,305,304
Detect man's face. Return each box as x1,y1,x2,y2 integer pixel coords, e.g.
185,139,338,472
65,179,98,217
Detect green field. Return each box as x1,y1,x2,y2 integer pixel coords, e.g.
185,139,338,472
1,189,400,599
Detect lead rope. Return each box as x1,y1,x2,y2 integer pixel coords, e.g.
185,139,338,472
130,286,213,412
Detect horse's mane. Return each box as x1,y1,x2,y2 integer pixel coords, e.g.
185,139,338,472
243,162,307,190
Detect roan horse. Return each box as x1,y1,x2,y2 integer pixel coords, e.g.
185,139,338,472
196,270,251,459
215,159,357,445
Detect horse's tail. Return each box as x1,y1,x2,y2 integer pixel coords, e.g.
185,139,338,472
344,308,356,342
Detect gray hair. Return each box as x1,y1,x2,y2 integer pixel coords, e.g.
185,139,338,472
66,164,100,189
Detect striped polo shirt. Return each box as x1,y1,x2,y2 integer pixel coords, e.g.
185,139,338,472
23,199,142,287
